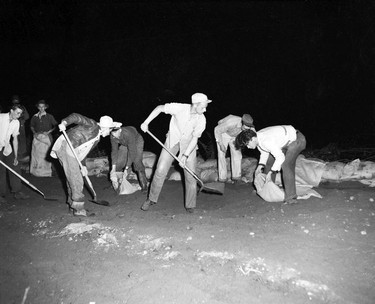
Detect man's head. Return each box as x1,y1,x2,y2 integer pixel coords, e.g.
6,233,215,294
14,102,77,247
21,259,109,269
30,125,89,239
99,116,122,137
241,114,254,130
36,100,48,112
111,128,122,139
235,129,258,150
11,95,20,104
191,93,212,115
9,104,23,121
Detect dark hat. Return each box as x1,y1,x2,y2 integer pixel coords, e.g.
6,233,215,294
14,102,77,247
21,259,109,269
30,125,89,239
11,95,20,104
36,99,49,108
242,114,254,127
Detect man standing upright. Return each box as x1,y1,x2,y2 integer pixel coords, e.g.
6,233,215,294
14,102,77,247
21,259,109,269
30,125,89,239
140,92,212,213
11,95,29,161
0,104,30,202
235,125,306,204
214,114,255,183
109,126,148,193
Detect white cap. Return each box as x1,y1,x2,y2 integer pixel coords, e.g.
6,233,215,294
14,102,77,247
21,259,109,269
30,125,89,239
99,116,122,128
191,93,212,104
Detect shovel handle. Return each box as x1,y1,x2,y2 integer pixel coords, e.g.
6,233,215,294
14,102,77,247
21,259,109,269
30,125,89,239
61,130,97,198
146,130,204,187
0,160,45,197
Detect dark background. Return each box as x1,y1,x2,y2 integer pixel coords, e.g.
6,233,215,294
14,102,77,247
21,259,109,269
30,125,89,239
1,1,375,155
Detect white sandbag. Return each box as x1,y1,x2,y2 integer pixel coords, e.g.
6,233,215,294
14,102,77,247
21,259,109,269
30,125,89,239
118,179,141,195
254,173,285,202
169,170,182,181
86,157,109,176
295,155,326,187
322,161,345,180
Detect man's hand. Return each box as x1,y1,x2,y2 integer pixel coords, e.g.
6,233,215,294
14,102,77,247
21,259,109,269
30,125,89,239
13,158,18,166
80,166,88,177
255,165,264,176
178,154,187,168
58,122,66,132
140,122,148,133
110,171,117,182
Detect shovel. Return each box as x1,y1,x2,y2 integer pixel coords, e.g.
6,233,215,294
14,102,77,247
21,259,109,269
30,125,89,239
61,130,110,206
0,160,59,201
147,130,224,195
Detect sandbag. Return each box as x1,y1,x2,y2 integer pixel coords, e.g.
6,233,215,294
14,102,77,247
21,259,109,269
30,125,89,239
254,173,285,202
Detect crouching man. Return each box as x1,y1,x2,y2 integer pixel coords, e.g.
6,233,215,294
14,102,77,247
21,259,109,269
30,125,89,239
235,125,306,205
51,113,121,216
109,126,148,193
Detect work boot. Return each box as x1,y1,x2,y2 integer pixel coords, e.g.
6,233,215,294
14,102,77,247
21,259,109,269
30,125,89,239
70,201,87,217
137,170,148,194
141,198,156,211
14,191,30,200
283,195,299,205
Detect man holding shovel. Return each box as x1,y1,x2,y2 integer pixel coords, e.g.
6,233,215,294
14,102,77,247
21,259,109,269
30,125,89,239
0,103,30,202
51,113,121,216
109,126,148,193
140,92,212,213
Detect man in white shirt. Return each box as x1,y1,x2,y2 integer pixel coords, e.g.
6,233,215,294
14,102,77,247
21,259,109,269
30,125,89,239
235,125,306,204
214,114,255,183
140,92,212,213
0,104,30,202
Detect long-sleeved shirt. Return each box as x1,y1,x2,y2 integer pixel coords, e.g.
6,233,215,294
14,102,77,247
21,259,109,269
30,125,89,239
110,126,142,165
0,113,20,156
214,115,242,141
257,125,297,171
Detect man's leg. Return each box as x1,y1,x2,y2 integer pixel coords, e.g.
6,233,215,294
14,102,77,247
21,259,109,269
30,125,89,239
282,132,306,203
229,138,242,181
217,134,230,182
141,143,177,210
56,142,86,215
0,152,7,202
4,152,27,198
133,137,148,192
184,150,197,210
115,146,128,171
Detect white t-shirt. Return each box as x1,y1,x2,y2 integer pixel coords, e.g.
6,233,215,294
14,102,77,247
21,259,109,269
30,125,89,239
0,113,20,156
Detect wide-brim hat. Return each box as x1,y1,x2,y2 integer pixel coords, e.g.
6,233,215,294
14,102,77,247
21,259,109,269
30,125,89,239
191,93,212,104
242,114,254,128
36,100,49,108
99,115,122,129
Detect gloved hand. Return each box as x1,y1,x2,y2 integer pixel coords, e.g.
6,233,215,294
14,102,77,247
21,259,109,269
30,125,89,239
122,168,128,181
178,154,187,168
265,171,273,183
80,166,88,177
58,122,66,132
140,122,148,133
255,165,264,176
110,171,119,190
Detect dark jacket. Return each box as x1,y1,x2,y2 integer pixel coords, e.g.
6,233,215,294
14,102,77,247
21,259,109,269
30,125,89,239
110,126,143,165
63,113,100,149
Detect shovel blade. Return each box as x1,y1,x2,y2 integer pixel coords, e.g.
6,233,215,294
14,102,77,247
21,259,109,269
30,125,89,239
89,199,110,206
200,182,225,195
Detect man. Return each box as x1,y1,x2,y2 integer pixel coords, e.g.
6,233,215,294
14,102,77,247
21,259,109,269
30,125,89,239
0,104,30,202
140,92,212,213
11,95,29,161
109,126,148,193
30,100,57,177
214,114,255,183
235,125,306,204
51,113,122,216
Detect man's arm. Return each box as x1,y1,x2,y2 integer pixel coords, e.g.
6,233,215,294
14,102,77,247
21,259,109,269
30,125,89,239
140,105,166,132
12,135,19,165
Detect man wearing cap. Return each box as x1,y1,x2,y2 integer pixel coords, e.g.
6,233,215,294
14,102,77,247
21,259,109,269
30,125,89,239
214,114,255,183
51,113,122,216
140,92,212,213
235,125,306,205
109,126,148,193
30,100,57,177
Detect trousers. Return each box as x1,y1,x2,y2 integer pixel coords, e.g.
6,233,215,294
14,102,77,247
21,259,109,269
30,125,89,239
148,141,197,209
0,150,21,196
217,133,242,181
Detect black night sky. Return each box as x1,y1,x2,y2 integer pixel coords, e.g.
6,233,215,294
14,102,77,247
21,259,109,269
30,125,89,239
1,1,375,153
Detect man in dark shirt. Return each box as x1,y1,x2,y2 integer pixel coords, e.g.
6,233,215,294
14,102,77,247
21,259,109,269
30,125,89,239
110,126,148,193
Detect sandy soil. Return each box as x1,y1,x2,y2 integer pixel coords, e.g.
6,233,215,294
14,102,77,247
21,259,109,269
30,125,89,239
1,172,374,304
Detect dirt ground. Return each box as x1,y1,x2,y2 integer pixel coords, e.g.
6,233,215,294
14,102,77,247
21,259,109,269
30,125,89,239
1,171,375,304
